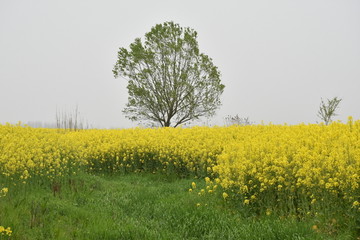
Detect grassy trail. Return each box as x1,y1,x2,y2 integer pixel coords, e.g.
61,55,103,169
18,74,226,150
1,173,352,239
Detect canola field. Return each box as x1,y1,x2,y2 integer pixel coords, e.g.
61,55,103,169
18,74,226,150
1,118,359,226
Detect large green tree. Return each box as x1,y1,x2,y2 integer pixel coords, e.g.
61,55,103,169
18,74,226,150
113,21,225,127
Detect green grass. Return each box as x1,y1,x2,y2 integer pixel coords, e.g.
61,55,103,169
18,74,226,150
0,173,356,239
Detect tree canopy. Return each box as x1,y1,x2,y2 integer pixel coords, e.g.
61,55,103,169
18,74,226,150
113,21,225,127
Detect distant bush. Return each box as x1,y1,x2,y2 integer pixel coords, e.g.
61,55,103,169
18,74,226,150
224,114,254,126
317,97,342,125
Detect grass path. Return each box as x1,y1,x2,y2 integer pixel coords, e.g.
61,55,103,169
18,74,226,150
1,173,349,239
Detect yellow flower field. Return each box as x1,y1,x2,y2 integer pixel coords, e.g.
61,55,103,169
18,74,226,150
214,118,360,215
0,118,359,216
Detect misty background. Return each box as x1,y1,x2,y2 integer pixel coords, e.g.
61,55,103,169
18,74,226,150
1,0,359,128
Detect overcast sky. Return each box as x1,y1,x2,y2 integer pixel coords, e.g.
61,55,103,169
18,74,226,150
1,0,359,128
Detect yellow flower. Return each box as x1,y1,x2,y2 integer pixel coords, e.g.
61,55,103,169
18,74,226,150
5,227,12,236
205,177,211,184
222,192,229,200
0,226,12,236
266,209,271,216
0,188,8,197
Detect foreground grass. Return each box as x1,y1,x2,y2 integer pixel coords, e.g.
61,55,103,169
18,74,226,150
0,173,355,239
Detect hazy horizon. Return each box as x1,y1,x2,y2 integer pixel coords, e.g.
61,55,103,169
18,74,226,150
1,0,359,128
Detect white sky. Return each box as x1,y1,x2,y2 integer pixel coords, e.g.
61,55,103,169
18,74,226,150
1,0,359,128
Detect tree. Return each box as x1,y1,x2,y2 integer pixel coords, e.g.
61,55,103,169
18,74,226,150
113,21,225,127
317,97,342,125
